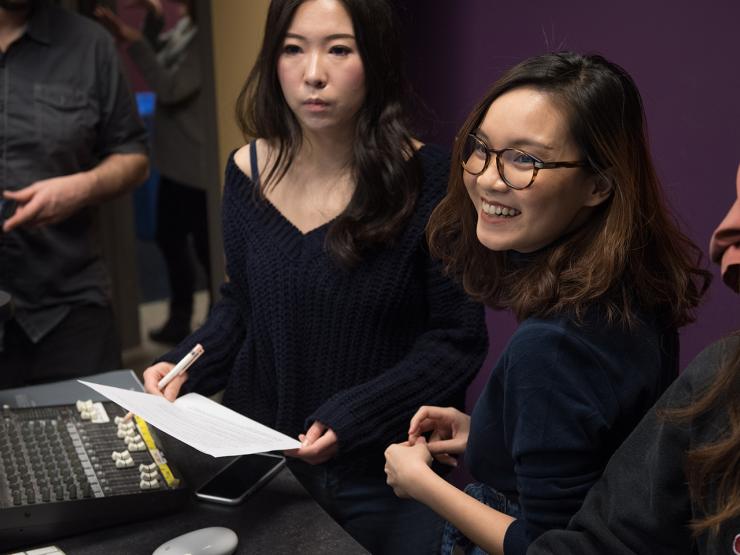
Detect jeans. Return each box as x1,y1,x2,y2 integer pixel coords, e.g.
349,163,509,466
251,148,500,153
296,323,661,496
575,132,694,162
440,483,521,555
289,459,444,554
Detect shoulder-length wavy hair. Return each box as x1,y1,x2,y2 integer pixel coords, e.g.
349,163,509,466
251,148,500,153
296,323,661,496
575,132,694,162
235,0,419,267
427,52,710,328
665,334,740,538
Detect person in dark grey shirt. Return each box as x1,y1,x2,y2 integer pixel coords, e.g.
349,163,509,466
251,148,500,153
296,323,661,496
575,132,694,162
0,0,149,386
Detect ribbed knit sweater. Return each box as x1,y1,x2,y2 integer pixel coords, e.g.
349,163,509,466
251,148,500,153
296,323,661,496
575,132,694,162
159,144,488,468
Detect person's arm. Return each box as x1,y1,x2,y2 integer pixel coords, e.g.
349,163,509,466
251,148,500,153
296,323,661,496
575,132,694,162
153,280,247,397
497,323,623,555
385,323,621,555
4,26,148,231
306,253,488,456
385,437,514,555
2,153,147,231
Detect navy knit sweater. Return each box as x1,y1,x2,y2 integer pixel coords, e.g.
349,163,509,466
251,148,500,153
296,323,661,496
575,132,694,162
160,144,488,468
466,311,677,555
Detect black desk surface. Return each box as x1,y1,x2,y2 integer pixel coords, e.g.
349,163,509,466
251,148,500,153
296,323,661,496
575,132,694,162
47,438,368,555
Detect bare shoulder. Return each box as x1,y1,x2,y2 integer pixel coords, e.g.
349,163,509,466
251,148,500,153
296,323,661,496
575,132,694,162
403,138,425,159
233,139,271,181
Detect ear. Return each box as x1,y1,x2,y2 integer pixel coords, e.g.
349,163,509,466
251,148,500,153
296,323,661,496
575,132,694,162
583,170,614,207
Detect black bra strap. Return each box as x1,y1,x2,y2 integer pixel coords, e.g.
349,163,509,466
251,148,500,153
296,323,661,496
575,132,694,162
249,141,260,186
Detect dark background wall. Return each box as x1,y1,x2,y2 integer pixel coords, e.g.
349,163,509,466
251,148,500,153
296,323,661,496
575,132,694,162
397,0,740,404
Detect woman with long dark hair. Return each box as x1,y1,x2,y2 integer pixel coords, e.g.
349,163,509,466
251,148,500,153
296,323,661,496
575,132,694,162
142,1,488,552
529,164,740,555
384,52,710,554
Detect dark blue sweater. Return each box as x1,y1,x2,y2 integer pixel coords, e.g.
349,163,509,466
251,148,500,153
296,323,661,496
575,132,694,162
466,312,677,555
160,144,488,468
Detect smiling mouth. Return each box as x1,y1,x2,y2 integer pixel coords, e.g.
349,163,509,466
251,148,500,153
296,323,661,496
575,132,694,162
482,199,520,217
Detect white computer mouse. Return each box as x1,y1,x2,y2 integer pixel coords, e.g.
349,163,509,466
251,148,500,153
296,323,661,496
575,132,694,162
152,526,238,555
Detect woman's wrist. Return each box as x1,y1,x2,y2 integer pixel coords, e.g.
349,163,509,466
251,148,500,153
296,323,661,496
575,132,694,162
404,462,441,502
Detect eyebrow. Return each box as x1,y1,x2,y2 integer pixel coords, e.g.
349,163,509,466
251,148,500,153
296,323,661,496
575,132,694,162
475,130,555,152
284,33,356,41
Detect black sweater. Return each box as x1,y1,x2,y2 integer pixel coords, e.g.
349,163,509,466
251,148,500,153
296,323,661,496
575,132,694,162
528,336,740,555
159,144,488,469
466,312,677,554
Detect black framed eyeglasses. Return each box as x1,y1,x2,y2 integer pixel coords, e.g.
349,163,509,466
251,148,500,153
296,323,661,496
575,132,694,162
461,133,590,190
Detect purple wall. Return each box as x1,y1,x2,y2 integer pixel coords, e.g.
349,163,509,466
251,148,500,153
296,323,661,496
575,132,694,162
399,0,740,404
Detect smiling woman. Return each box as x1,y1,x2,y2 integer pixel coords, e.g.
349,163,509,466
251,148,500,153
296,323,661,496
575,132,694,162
463,87,609,254
383,52,711,555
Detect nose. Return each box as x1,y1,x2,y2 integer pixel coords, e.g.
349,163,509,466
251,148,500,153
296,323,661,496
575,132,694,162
304,50,327,89
476,156,508,192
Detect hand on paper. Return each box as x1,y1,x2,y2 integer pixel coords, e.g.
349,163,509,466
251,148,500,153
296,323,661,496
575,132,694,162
143,362,185,401
285,421,338,465
384,436,434,499
408,405,470,467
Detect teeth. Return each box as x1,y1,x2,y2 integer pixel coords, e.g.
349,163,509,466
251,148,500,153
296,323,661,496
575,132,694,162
482,200,519,217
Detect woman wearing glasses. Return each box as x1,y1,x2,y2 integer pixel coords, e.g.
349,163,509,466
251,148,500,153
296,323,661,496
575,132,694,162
384,52,710,555
142,0,487,552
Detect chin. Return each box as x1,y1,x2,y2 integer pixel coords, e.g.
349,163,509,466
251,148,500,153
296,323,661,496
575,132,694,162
475,226,508,253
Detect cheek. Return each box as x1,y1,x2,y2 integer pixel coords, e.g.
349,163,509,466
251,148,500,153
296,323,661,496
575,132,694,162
276,60,296,94
463,174,477,205
342,63,366,97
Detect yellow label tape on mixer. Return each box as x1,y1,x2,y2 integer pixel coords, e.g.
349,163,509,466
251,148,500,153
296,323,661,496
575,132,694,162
134,415,181,488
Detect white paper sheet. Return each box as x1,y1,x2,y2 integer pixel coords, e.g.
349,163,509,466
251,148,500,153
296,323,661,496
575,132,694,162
78,381,301,457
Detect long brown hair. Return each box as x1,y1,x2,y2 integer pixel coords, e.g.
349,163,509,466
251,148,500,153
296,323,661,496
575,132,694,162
666,335,740,536
427,52,710,328
235,0,420,267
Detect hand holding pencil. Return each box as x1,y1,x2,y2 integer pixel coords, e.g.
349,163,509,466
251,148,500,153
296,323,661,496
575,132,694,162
142,344,204,402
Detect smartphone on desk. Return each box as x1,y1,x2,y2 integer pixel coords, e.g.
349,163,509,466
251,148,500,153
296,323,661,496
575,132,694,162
195,453,286,505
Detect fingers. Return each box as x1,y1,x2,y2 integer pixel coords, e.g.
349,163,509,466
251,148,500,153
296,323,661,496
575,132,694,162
426,436,466,456
3,187,39,232
142,363,174,396
433,453,458,467
161,373,187,402
3,188,34,202
3,199,42,232
301,421,327,447
289,426,338,464
408,405,455,436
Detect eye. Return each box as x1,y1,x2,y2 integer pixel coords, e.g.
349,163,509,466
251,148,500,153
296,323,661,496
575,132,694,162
282,44,302,55
329,45,352,56
473,142,488,158
508,150,537,167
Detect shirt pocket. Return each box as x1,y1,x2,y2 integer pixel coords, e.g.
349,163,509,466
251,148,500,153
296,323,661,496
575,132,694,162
33,84,96,155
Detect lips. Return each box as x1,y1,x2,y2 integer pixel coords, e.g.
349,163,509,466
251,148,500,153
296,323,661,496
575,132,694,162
303,98,329,106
